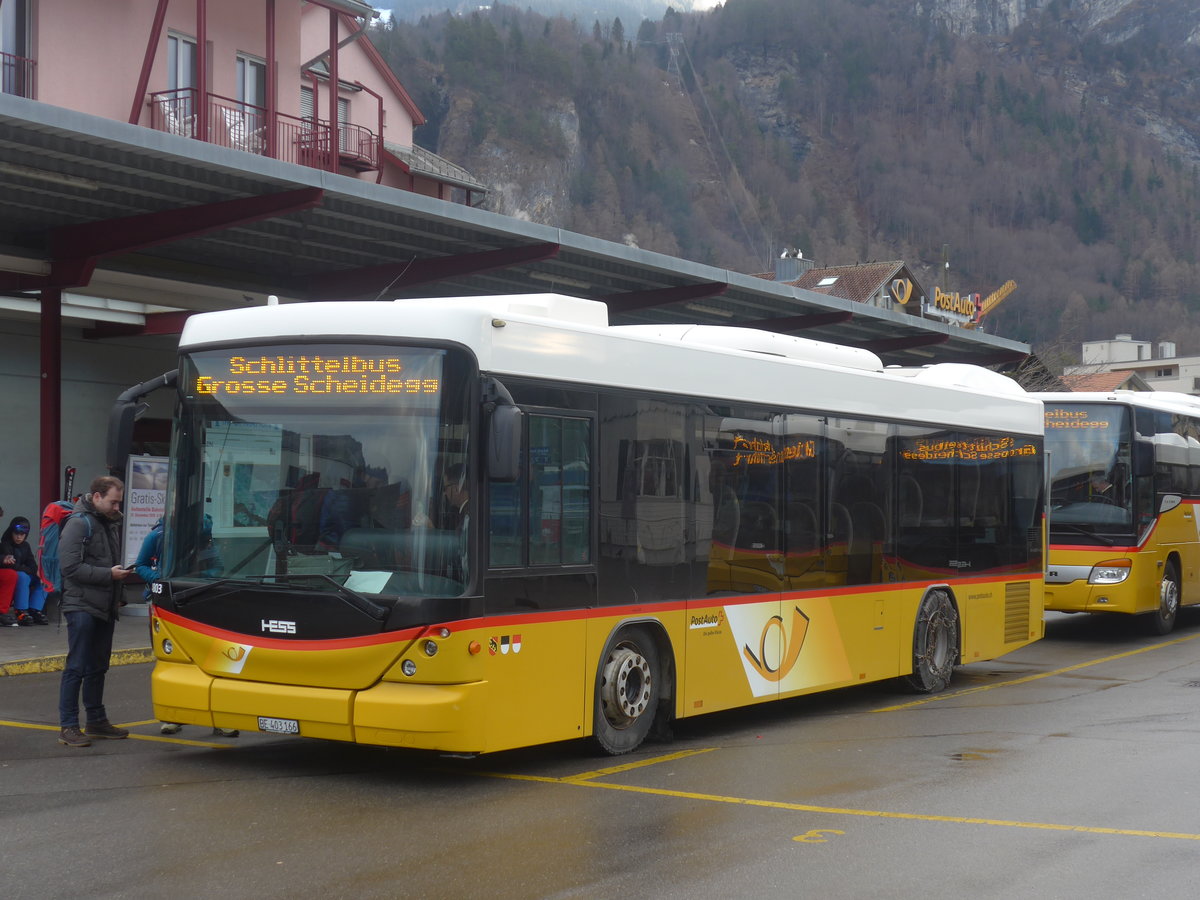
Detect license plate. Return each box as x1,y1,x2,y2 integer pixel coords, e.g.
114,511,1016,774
257,716,299,735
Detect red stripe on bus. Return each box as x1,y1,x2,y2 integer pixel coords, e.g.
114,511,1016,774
154,571,1038,647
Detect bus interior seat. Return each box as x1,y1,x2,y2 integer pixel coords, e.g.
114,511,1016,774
787,502,819,555
847,501,885,584
739,501,779,550
898,475,922,528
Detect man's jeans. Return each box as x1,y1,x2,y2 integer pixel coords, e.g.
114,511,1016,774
58,610,115,728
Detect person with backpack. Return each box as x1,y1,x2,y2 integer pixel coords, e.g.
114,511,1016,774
56,475,132,749
134,515,237,738
1,516,48,625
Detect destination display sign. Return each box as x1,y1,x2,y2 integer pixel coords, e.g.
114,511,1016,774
1044,407,1111,430
901,435,1038,461
188,347,445,405
731,433,817,467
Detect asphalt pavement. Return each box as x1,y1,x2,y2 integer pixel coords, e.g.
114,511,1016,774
0,599,153,675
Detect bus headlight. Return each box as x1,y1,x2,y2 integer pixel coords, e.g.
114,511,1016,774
401,659,417,676
1089,559,1132,584
423,640,439,657
162,638,174,655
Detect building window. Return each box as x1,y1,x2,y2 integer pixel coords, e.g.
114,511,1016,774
167,34,197,93
228,55,268,152
163,33,198,132
1,0,31,97
1154,367,1176,378
236,55,266,110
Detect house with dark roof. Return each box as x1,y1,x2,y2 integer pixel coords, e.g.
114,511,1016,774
1058,371,1152,393
757,255,928,319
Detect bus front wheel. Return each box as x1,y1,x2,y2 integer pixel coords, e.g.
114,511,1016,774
904,590,959,693
1147,561,1180,636
593,629,661,755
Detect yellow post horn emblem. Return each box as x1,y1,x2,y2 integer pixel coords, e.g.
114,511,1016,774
743,606,810,682
890,278,913,305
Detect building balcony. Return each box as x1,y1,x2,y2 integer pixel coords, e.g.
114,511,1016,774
149,88,379,173
1,51,36,99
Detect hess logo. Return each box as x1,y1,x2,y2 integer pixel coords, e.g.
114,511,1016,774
261,619,297,635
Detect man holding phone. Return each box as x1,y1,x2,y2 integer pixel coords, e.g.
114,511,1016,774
56,476,132,748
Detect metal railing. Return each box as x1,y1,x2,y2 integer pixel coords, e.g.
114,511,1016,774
148,88,379,172
1,51,36,99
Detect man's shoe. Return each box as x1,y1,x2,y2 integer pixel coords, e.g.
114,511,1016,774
213,728,240,737
16,611,34,626
59,726,92,748
160,722,182,735
85,721,129,740
0,613,18,627
31,610,49,625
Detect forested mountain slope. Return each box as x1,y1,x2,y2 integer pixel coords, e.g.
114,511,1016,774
370,0,1200,356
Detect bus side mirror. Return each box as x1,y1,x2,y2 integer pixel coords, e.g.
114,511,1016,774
1132,442,1154,477
487,404,523,482
106,370,177,477
106,400,144,478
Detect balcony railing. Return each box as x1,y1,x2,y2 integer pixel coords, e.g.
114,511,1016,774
1,51,36,99
149,88,380,172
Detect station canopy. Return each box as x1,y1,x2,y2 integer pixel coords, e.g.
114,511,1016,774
0,94,1027,367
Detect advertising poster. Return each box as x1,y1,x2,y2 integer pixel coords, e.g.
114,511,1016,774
123,456,169,568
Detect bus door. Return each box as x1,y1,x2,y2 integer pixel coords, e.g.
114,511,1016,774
1142,408,1200,585
689,410,785,712
483,409,595,749
806,415,888,689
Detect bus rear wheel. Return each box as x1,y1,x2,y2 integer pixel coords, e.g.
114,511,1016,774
1147,561,1180,636
593,629,661,755
904,589,959,693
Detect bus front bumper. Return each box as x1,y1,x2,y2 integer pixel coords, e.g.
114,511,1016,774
152,662,487,752
1044,559,1152,615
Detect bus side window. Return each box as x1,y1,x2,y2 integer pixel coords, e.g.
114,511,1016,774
528,414,592,566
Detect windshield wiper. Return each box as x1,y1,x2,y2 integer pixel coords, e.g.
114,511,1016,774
171,579,238,605
1049,522,1115,546
239,574,389,621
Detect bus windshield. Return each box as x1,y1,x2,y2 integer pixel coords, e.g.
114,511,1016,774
1045,403,1134,533
167,343,474,598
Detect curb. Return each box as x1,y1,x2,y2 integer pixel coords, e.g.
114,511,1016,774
0,647,154,677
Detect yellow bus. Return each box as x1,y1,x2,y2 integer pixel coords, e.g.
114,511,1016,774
1043,391,1200,634
112,294,1045,755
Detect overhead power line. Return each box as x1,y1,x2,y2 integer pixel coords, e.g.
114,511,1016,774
666,33,773,269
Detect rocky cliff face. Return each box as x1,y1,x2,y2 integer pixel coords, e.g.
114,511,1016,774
915,0,1200,44
913,0,1027,36
439,98,581,226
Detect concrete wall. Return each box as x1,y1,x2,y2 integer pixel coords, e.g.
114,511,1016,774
0,320,177,536
1081,336,1152,365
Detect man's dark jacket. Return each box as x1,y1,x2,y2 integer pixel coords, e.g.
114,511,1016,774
59,496,123,622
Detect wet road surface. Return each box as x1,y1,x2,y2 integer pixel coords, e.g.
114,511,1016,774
5,610,1200,899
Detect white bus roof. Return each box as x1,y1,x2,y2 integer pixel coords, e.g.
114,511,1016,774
179,294,1043,434
1040,391,1200,417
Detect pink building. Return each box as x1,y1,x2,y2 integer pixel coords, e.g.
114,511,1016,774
0,0,483,203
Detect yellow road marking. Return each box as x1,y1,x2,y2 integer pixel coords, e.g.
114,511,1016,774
475,763,1200,841
565,748,715,782
874,630,1200,712
0,718,230,748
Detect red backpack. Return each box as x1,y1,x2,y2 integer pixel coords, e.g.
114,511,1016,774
37,500,90,593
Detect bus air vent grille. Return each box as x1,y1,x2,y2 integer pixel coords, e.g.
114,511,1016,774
1004,582,1031,643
